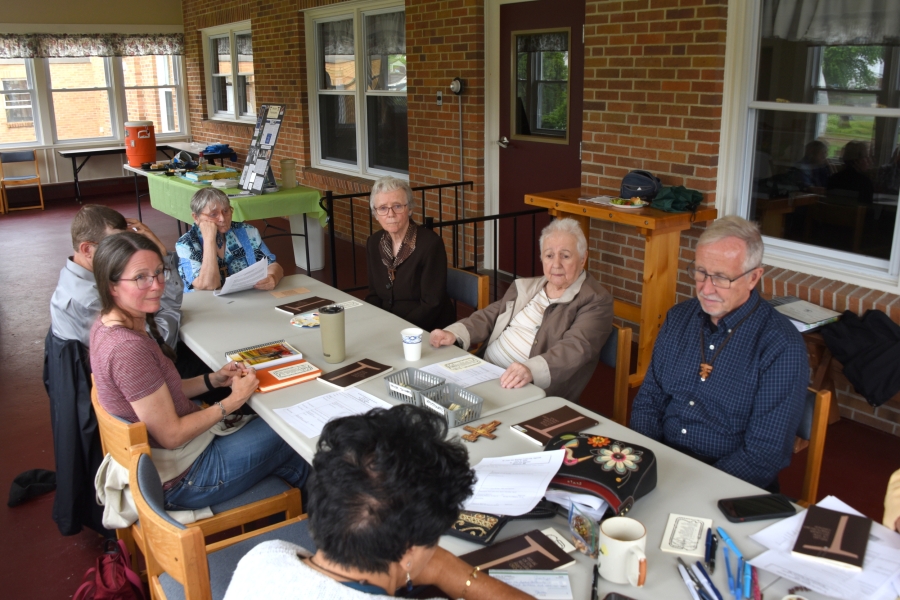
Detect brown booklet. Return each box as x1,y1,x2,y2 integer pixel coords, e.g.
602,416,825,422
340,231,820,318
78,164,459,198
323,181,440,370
318,359,393,389
274,296,334,315
791,505,871,571
255,358,322,393
510,405,599,445
459,529,575,571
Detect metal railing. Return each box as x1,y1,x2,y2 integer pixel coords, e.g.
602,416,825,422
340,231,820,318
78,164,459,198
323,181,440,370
318,180,549,300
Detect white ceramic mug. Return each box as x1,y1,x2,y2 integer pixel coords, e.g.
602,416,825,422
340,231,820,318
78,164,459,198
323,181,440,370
401,328,424,361
598,516,647,587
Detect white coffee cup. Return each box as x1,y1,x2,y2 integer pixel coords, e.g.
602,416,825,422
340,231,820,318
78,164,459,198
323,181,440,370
401,328,424,361
598,516,647,587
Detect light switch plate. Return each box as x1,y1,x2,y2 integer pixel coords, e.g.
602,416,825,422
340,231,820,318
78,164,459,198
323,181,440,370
436,91,443,106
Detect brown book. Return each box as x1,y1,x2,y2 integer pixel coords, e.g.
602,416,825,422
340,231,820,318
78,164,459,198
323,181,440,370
274,296,334,315
791,505,870,571
255,358,322,393
459,529,575,571
225,339,302,368
510,405,599,445
318,359,393,389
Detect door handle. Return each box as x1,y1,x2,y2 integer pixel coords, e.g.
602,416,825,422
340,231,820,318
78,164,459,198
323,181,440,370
497,136,510,149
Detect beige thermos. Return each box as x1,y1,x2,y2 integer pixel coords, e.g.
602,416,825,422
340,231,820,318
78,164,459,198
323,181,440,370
319,305,345,363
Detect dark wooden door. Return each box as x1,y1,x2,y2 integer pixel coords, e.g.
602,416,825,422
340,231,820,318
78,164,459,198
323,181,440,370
498,0,584,276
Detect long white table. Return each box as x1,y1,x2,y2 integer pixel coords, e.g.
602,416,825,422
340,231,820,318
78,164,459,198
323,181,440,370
180,274,547,461
440,398,833,600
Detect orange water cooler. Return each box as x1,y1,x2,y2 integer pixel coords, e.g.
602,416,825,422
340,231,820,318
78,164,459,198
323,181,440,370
124,121,156,167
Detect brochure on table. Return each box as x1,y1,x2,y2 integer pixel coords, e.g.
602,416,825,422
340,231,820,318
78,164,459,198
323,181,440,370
240,104,285,194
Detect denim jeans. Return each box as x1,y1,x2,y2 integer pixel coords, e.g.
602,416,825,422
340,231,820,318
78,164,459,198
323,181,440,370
163,417,309,510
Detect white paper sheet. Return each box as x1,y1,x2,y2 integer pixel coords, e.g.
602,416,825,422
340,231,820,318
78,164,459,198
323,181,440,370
421,356,506,388
543,489,608,521
272,389,391,438
214,259,268,296
462,450,565,516
748,495,900,600
489,570,573,599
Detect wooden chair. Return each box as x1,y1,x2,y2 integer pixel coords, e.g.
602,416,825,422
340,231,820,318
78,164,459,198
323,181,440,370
130,447,315,600
447,267,490,311
793,387,831,508
91,380,303,575
0,150,44,213
600,323,633,426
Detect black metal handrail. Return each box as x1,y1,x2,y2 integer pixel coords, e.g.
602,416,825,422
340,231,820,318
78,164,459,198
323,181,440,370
319,181,473,291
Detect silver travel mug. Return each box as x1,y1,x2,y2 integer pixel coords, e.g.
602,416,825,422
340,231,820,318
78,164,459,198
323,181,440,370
319,305,345,363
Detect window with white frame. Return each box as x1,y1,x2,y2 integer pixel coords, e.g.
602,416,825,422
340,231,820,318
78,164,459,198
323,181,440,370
202,22,255,122
47,57,116,142
306,2,408,177
0,59,38,145
724,0,900,280
122,55,183,134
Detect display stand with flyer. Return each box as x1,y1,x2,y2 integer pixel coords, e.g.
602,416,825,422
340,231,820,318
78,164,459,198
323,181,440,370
240,104,286,194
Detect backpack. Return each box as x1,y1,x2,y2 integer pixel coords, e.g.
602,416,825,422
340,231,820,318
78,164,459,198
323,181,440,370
620,170,662,201
73,539,146,600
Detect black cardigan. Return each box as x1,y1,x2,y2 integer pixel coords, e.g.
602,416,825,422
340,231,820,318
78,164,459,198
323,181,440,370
365,224,456,331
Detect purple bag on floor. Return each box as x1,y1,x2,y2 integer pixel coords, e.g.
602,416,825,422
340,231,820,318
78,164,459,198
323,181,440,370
73,539,145,600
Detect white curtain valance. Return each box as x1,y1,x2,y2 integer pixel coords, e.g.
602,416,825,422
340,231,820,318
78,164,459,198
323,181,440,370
0,33,184,59
762,0,900,44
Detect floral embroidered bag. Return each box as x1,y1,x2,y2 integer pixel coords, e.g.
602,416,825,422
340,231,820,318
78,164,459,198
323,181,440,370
544,433,657,518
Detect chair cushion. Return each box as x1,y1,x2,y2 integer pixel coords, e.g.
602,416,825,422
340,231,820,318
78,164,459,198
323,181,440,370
158,518,317,600
210,476,291,514
137,454,185,529
0,150,35,163
447,268,480,308
796,389,817,441
598,326,619,369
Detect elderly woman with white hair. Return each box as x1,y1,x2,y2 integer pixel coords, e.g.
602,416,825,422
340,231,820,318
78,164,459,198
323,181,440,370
365,176,455,331
175,188,283,292
431,218,613,400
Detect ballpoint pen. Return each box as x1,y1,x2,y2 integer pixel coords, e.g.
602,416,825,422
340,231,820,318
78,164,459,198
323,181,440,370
678,563,702,600
709,532,718,574
678,558,715,600
591,564,599,600
694,561,724,600
723,545,736,600
705,527,713,568
743,560,752,600
717,527,744,600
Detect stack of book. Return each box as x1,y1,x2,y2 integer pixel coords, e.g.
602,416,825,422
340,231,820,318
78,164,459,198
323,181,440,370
770,296,841,332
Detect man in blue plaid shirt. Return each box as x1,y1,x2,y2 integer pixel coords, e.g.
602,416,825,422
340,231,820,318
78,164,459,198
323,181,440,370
631,216,808,490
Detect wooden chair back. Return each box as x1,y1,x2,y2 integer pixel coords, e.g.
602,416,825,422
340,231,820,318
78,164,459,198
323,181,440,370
447,267,490,310
130,446,212,600
0,150,44,212
795,387,831,508
90,375,149,465
599,323,633,426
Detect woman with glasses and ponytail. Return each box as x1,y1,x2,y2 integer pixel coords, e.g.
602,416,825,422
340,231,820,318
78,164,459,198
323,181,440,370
364,176,455,331
89,232,309,509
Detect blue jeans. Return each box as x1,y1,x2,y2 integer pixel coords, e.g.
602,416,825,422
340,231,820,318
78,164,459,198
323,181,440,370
163,417,309,510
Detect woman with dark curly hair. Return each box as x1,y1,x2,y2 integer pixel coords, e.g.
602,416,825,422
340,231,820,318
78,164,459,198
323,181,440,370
225,404,533,599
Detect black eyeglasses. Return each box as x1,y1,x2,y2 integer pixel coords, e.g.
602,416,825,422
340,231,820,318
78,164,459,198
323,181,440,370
373,203,408,216
687,263,759,289
118,267,171,290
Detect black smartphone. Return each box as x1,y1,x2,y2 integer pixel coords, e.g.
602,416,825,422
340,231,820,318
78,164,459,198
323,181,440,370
717,493,796,522
603,594,638,600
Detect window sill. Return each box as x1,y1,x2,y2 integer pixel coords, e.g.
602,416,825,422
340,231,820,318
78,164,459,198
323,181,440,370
202,117,256,127
302,167,381,194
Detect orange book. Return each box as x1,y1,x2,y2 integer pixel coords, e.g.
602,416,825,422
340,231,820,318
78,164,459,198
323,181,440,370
255,358,322,393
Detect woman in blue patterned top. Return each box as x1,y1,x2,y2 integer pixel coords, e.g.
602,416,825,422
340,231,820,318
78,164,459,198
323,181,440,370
175,188,283,292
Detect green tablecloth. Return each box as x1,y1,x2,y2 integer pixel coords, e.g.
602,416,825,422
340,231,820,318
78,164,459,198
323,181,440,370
145,172,325,225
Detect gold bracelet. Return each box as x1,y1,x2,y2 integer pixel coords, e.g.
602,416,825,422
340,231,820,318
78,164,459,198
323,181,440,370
461,566,479,597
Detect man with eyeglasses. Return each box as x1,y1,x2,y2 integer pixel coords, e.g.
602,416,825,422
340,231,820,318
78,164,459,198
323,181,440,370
630,216,807,491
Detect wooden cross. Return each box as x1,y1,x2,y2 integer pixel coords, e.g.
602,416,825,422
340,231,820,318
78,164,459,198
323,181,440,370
699,363,713,381
462,420,502,443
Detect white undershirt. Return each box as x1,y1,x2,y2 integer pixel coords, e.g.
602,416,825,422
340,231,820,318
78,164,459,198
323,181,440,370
484,289,557,368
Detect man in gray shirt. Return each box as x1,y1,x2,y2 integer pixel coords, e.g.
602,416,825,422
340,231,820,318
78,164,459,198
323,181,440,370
50,204,183,353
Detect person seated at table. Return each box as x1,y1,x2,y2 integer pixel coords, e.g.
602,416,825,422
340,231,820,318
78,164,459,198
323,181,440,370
52,204,183,352
90,232,309,509
430,218,613,400
175,188,283,292
827,140,874,204
630,216,808,490
792,140,830,191
365,176,455,331
224,404,532,600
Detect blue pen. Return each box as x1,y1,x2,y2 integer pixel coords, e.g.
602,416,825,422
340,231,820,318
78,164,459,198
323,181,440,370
695,561,724,600
743,560,752,599
716,527,744,560
737,558,744,600
705,527,713,566
723,545,736,599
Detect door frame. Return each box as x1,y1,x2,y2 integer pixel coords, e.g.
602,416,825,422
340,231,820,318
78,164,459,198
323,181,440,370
484,0,538,271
